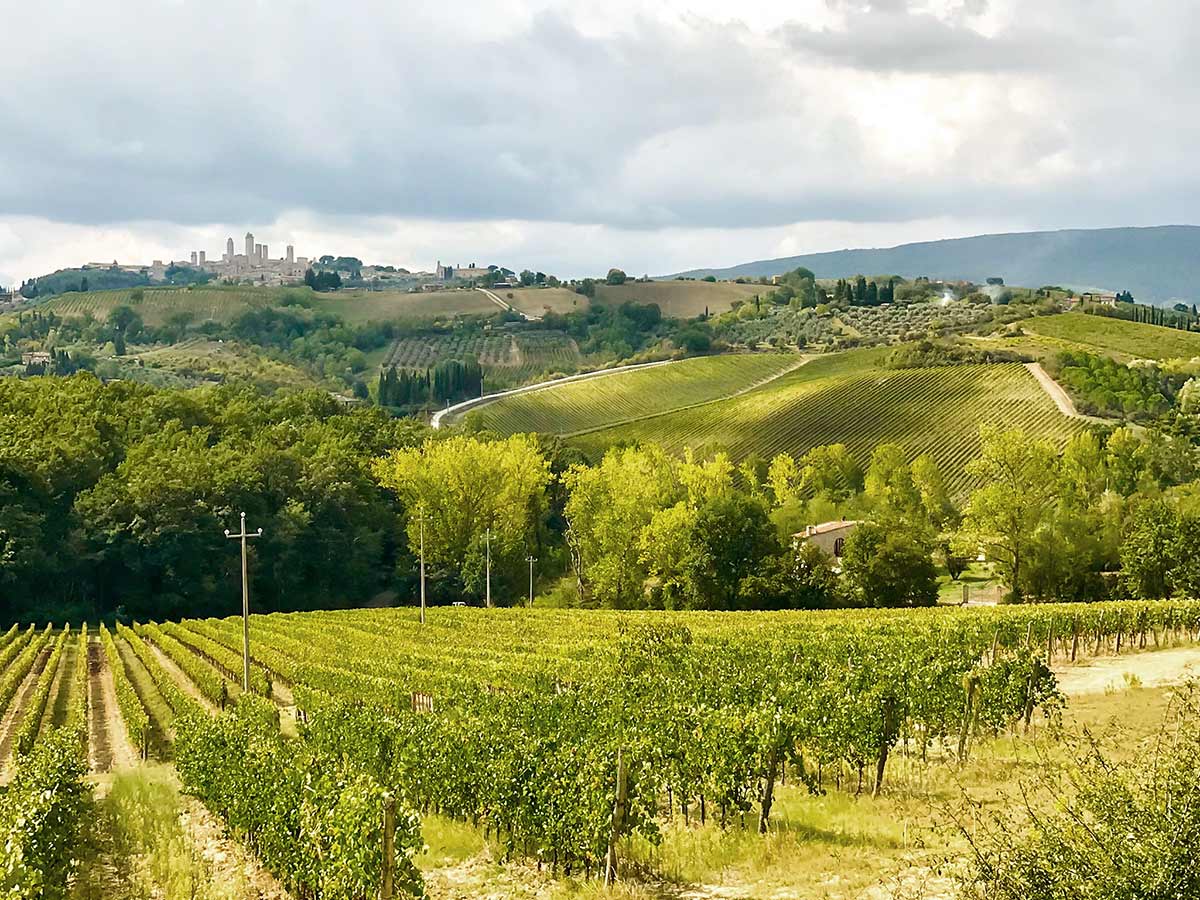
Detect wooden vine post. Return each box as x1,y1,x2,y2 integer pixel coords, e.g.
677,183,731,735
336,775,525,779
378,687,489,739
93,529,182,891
381,794,396,900
605,749,629,886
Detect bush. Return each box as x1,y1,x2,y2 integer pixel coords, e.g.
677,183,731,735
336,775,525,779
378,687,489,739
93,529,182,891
961,684,1200,899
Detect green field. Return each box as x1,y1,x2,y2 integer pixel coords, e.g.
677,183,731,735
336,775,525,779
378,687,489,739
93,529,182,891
476,347,1086,492
594,279,765,318
1025,311,1200,361
466,352,803,433
16,285,500,327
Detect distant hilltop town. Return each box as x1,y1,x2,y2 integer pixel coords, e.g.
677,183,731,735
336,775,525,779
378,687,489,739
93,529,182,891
82,231,310,287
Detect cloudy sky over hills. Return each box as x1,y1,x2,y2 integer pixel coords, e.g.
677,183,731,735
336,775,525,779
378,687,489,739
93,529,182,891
1,0,1195,284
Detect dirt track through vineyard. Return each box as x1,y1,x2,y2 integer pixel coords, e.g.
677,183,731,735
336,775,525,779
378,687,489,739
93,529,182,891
0,647,50,784
88,637,135,774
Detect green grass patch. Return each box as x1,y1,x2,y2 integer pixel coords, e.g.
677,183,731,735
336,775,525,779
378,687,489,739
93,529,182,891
1026,311,1200,361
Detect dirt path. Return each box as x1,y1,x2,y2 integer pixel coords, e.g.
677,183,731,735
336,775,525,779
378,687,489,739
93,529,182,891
0,648,50,783
146,639,219,715
1055,645,1200,697
89,637,136,775
1024,362,1108,424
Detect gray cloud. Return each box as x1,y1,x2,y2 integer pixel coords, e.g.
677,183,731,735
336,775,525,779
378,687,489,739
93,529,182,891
0,0,1198,257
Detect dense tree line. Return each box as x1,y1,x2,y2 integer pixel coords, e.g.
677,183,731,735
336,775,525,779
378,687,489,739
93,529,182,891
542,300,668,359
0,376,426,624
830,276,897,307
377,357,484,407
5,370,1200,625
1087,300,1198,331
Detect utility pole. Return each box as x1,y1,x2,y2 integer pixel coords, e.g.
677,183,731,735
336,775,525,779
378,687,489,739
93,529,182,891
485,527,492,608
224,512,263,693
418,506,427,625
526,555,537,608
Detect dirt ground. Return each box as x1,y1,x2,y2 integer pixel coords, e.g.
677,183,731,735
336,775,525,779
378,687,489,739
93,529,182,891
1054,645,1200,696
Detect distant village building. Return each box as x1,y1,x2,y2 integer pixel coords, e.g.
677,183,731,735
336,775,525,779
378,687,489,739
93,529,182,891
793,520,859,559
21,351,52,366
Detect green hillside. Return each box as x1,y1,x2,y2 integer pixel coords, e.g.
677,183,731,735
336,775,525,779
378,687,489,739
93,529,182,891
17,284,499,327
1024,311,1200,361
477,347,1087,493
465,352,803,433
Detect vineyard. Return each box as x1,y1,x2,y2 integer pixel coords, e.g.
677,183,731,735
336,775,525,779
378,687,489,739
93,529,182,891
381,329,583,387
553,351,1087,493
1025,311,1200,361
466,352,804,433
1,601,1197,895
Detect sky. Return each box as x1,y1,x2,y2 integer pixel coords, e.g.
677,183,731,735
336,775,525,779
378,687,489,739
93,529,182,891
1,0,1196,285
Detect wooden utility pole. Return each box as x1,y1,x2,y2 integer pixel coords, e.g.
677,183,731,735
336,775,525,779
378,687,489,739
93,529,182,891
485,527,493,608
526,555,537,608
224,511,263,693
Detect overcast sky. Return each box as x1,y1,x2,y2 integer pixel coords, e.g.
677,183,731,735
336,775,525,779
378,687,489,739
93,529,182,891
1,0,1195,285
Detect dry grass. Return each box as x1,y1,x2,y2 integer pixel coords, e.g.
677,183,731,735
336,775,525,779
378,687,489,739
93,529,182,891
594,282,765,319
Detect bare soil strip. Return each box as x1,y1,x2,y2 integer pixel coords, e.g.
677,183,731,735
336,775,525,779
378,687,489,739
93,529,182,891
146,639,220,714
1055,645,1200,697
88,636,136,774
0,648,50,784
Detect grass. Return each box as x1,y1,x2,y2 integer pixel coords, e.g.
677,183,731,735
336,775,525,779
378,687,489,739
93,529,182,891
16,284,502,328
114,636,175,759
557,349,1085,494
594,281,765,319
937,562,1001,605
502,287,589,317
74,766,247,900
467,352,803,434
1024,311,1200,361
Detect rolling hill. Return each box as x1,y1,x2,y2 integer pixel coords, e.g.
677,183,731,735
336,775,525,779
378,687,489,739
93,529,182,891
11,284,501,327
472,347,1088,494
668,226,1200,304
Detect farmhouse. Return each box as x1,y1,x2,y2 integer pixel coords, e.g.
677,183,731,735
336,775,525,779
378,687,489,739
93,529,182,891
793,520,859,559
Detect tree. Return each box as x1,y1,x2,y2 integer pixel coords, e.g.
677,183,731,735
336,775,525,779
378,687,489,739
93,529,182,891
605,269,627,286
841,522,937,607
562,445,682,608
373,434,551,604
864,444,922,523
682,493,778,610
736,542,840,609
959,428,1060,602
1169,513,1200,599
1119,498,1178,600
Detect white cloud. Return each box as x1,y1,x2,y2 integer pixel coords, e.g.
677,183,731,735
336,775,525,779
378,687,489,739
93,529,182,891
0,0,1197,283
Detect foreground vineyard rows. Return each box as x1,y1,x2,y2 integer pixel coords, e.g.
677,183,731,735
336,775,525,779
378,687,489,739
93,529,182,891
4,601,1199,896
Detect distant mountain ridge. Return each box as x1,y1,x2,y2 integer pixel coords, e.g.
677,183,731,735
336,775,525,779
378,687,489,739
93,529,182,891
666,226,1200,303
